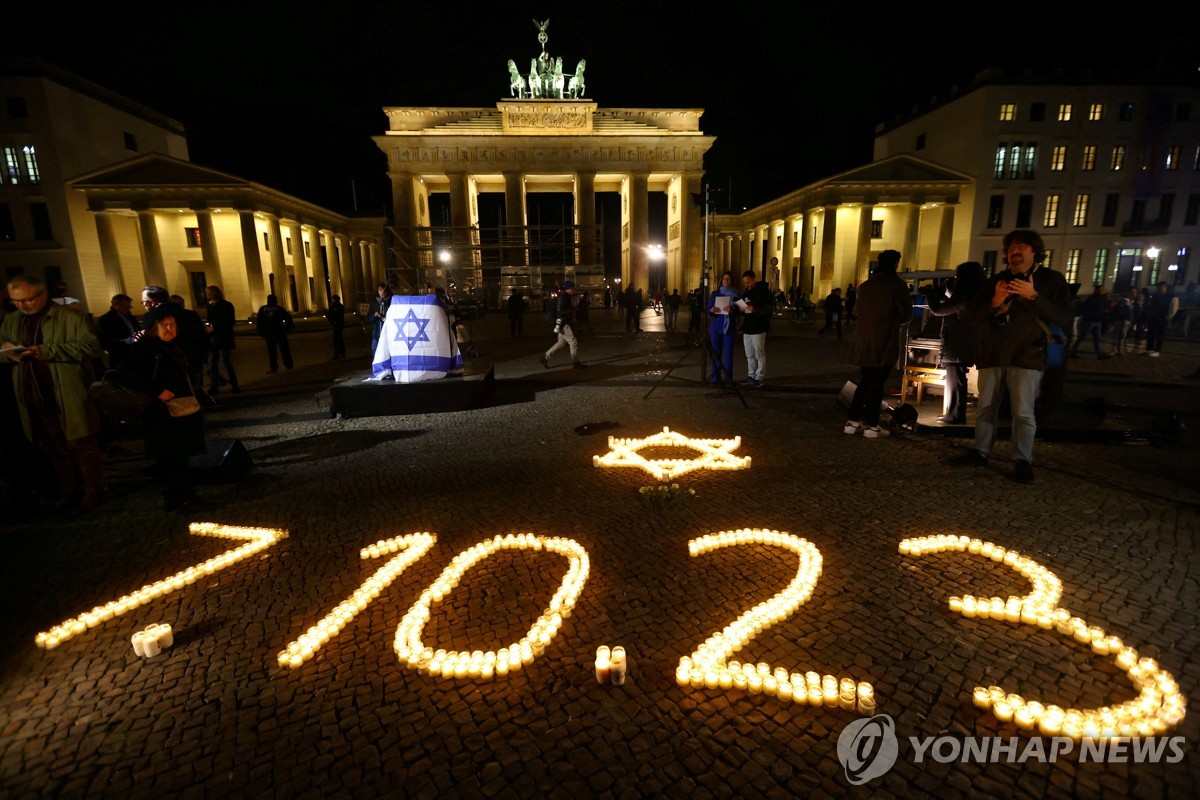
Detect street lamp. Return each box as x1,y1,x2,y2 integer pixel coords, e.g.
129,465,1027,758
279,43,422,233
648,244,665,294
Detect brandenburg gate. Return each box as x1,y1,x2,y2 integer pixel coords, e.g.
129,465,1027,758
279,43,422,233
374,22,715,299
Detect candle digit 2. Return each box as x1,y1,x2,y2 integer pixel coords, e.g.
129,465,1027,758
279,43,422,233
900,535,1187,739
278,533,437,668
394,534,589,680
678,529,875,714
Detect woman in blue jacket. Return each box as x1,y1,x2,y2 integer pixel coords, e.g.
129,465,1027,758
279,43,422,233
707,271,740,384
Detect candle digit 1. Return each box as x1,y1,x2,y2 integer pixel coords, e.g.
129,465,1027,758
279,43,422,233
394,534,590,680
899,535,1187,740
679,529,873,713
36,523,288,651
277,533,437,669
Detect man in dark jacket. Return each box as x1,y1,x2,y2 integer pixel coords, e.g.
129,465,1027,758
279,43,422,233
256,294,294,372
327,294,346,359
739,270,774,388
96,294,140,367
204,285,239,392
952,230,1072,483
1070,286,1112,359
819,288,843,339
843,251,912,437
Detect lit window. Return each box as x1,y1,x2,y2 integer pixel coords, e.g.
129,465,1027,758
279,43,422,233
987,196,1004,228
22,145,39,184
1008,144,1022,179
3,146,20,184
1092,248,1110,285
185,227,201,248
1023,145,1038,179
870,220,883,238
1065,249,1081,283
1088,103,1104,121
304,240,311,257
1166,145,1181,170
1148,250,1160,284
994,145,1007,178
1175,247,1190,286
1057,104,1072,122
1081,145,1097,170
1111,145,1126,170
286,237,293,255
999,103,1015,122
1043,250,1053,270
1044,194,1060,227
1050,146,1067,171
1073,194,1090,226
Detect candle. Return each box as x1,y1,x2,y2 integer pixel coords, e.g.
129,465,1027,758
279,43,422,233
973,687,992,709
993,700,1014,722
1014,707,1036,730
595,646,611,684
733,672,749,692
610,646,627,686
858,697,876,716
838,691,856,711
718,670,734,690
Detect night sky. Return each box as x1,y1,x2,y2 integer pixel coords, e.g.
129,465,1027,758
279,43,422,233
12,5,1200,217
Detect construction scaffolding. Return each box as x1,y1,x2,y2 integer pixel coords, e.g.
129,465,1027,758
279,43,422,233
384,223,605,308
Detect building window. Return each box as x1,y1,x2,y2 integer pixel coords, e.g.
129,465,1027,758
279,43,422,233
262,232,269,250
792,231,798,248
1166,145,1181,170
1111,145,1126,170
1103,194,1120,226
286,237,293,255
915,133,925,150
812,225,817,245
1119,102,1134,121
982,250,998,275
1130,199,1146,227
30,202,53,240
1158,193,1175,225
304,240,311,257
1185,194,1200,226
1023,144,1037,178
1174,247,1190,286
1065,249,1081,283
994,145,1007,178
1081,145,1097,170
1043,250,1053,270
1050,145,1067,171
0,203,14,241
1088,103,1104,121
775,235,782,251
6,97,28,118
999,103,1016,122
1148,251,1160,284
987,196,1004,228
1029,103,1046,122
1057,104,1072,122
1008,144,1022,179
1195,145,1200,171
1016,195,1033,228
21,145,39,184
1092,248,1110,285
3,146,20,184
185,227,201,248
870,220,883,238
1073,194,1090,226
1177,103,1191,122
1044,194,1060,227
123,132,138,152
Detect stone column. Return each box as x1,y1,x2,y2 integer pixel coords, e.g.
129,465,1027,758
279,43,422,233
195,209,221,292
936,204,956,269
355,239,369,297
325,231,343,299
630,173,650,289
681,172,703,290
134,209,166,288
903,203,921,271
237,210,266,305
447,172,471,265
819,206,838,295
265,215,289,309
305,225,328,307
782,216,797,289
740,233,752,273
854,205,875,285
288,221,311,311
336,235,357,303
94,211,126,298
575,171,596,271
799,211,813,291
766,221,781,284
503,171,527,272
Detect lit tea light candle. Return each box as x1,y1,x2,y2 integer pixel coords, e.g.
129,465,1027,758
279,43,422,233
993,700,1014,723
595,646,611,684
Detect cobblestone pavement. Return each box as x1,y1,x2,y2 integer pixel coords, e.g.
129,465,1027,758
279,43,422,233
2,309,1198,799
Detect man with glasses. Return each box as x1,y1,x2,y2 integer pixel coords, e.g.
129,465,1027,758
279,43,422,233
1,275,106,511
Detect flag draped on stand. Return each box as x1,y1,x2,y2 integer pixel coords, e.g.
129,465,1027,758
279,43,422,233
367,295,463,382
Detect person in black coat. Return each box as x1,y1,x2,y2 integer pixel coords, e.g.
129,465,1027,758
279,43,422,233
96,294,141,367
255,294,295,372
925,262,985,424
204,285,239,391
116,308,207,512
327,294,346,359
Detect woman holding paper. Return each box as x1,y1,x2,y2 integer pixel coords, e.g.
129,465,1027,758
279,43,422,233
707,271,740,384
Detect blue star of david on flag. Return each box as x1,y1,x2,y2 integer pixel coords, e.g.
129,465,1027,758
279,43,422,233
393,309,432,351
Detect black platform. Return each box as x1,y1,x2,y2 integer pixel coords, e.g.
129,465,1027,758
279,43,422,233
328,366,496,418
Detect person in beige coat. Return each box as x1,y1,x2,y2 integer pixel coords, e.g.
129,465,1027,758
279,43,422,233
1,275,105,510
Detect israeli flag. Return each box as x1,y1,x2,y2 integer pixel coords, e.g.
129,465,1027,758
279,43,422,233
368,295,463,382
